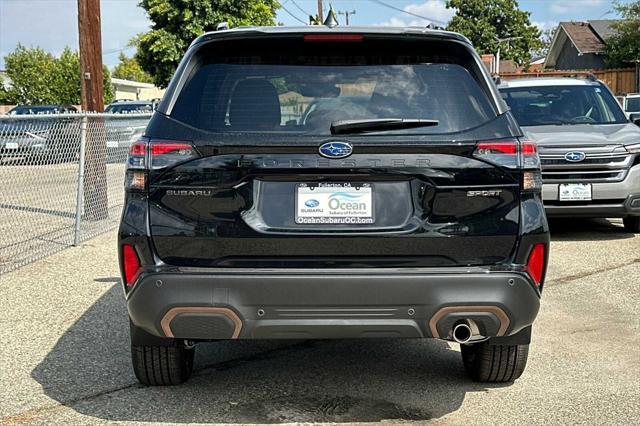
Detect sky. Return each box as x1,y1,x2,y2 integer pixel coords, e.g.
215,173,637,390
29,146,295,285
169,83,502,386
0,0,625,69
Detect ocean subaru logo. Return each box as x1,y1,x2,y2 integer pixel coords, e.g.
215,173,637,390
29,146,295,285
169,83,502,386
319,141,353,159
304,199,320,208
564,151,586,162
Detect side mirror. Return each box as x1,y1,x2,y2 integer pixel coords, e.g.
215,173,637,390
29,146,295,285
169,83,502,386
629,113,640,126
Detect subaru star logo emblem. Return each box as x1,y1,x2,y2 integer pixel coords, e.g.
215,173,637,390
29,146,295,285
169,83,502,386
304,199,320,208
564,151,586,162
319,141,353,159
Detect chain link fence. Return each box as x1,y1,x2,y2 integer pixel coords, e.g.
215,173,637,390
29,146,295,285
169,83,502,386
0,112,151,274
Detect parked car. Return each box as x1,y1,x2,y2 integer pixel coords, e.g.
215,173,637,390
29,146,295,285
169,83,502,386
105,100,154,114
0,105,79,162
6,104,78,116
119,26,549,385
103,101,154,162
624,93,640,116
499,77,640,232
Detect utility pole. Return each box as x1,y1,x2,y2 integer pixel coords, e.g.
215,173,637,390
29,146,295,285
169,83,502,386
78,0,108,221
77,0,104,112
317,0,323,23
337,10,356,26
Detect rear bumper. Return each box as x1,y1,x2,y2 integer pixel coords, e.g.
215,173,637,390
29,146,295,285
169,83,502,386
127,269,541,341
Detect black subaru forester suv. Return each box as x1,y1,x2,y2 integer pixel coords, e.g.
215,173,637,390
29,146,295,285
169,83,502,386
119,26,549,385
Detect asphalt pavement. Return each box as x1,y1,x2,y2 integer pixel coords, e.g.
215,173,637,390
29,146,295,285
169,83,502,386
1,218,638,425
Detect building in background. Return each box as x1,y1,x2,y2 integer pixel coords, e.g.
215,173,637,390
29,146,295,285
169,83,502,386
544,20,616,70
111,78,164,101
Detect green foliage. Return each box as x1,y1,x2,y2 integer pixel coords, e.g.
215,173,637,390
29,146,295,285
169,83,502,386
135,0,279,87
445,0,542,66
0,85,10,104
103,66,115,105
4,45,57,104
112,52,154,83
605,1,640,68
2,45,113,106
52,47,82,105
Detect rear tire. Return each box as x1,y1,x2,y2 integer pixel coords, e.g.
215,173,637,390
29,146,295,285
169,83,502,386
461,341,529,382
623,216,640,233
131,342,195,386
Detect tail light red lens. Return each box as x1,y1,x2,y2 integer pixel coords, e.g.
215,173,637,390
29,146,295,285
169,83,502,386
522,141,537,155
526,243,546,286
149,139,197,169
150,142,193,156
473,138,540,171
476,141,517,155
473,139,519,168
125,138,197,191
122,244,141,286
520,139,540,169
128,139,148,169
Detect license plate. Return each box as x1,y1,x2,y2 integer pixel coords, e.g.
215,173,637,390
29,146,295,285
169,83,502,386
106,141,119,148
559,183,592,201
296,183,374,224
4,142,19,149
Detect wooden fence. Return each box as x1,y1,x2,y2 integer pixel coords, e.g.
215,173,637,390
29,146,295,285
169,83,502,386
500,68,639,95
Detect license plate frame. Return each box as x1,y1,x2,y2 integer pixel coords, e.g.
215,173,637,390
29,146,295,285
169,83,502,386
558,183,592,201
295,182,374,225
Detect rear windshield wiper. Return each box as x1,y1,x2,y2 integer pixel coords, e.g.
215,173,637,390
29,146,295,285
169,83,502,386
330,118,439,135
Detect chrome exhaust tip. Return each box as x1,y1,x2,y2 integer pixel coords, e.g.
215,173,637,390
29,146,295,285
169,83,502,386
452,321,473,344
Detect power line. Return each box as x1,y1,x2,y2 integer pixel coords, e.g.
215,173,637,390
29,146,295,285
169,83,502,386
290,0,313,17
368,0,446,26
280,0,308,25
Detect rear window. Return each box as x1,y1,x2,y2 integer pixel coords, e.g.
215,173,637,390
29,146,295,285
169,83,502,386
626,97,640,112
500,84,628,126
106,103,153,114
169,37,496,136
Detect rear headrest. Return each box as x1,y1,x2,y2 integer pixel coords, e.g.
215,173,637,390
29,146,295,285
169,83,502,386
229,79,281,130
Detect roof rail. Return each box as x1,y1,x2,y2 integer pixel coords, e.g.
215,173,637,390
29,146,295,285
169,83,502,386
216,22,229,31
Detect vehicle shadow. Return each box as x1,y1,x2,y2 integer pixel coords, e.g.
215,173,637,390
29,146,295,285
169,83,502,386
549,217,633,241
31,284,505,423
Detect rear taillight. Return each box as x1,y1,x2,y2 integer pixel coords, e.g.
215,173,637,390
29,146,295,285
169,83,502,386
473,138,539,169
526,243,546,286
125,138,197,191
122,244,141,286
520,139,540,169
473,138,542,191
149,140,197,169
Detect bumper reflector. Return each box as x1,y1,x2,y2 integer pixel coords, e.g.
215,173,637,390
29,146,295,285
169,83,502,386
123,244,141,286
526,244,546,286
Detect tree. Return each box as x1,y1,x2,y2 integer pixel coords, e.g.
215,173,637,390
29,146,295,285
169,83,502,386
534,27,557,59
446,0,542,66
605,1,640,68
2,45,113,105
112,52,153,83
135,0,279,87
3,45,57,104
